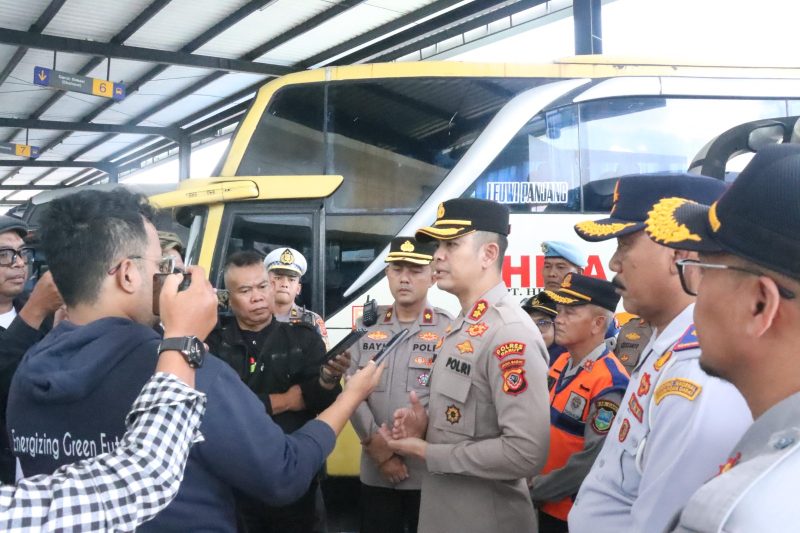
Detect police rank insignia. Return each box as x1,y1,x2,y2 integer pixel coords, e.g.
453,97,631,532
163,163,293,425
418,332,438,342
423,310,433,324
467,322,489,337
469,300,488,320
445,404,461,424
637,372,651,397
383,309,393,323
591,399,619,434
418,372,430,387
367,331,389,341
457,341,474,354
618,418,631,442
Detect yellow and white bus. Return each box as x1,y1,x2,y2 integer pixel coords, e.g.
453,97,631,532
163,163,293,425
26,57,800,475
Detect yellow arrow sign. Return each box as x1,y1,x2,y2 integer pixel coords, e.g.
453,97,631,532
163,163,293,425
14,144,31,157
37,69,47,82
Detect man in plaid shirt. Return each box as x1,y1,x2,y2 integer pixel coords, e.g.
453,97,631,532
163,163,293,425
0,267,217,531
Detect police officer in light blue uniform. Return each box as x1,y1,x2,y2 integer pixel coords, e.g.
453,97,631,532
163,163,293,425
568,174,752,533
644,145,800,532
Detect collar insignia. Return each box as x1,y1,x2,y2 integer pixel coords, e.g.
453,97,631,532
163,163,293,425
469,299,488,321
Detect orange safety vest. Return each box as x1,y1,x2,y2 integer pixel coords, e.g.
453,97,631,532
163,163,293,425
540,349,629,521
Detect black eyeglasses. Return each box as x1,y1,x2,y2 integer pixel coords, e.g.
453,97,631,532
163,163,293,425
0,247,34,267
534,318,555,329
676,259,796,299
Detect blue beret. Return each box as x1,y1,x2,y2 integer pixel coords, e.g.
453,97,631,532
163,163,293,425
541,241,587,268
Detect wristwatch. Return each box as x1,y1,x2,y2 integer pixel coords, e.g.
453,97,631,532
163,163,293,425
158,336,206,368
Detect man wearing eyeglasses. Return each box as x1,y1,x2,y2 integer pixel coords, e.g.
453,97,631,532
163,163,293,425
5,189,386,532
0,215,63,485
530,273,628,533
521,291,562,363
567,174,752,533
645,144,800,532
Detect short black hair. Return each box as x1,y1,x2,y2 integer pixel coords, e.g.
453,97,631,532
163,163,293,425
40,189,155,307
223,250,265,277
474,231,508,271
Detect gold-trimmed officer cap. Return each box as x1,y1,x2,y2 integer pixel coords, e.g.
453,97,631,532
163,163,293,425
574,173,726,242
416,198,509,242
385,236,436,265
264,247,307,276
545,273,620,312
521,291,558,317
645,144,800,280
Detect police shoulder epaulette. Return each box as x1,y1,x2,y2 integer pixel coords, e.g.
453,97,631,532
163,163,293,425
422,308,434,324
673,324,700,352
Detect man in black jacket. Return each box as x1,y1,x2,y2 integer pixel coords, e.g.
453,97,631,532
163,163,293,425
0,215,62,483
208,250,349,533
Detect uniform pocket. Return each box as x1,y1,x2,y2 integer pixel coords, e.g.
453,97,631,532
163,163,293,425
407,358,434,391
432,370,476,437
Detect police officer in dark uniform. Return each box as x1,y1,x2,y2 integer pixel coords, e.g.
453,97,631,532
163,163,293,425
207,250,349,533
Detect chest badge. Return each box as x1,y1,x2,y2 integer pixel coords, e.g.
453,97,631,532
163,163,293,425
418,372,430,387
445,404,461,424
626,332,641,340
457,340,474,354
418,332,438,342
637,372,651,397
367,331,389,341
467,322,489,337
653,350,672,371
618,418,631,442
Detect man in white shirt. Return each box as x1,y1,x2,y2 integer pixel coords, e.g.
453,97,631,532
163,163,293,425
568,173,752,533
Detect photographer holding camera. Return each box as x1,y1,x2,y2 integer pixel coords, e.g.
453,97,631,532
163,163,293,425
5,189,384,532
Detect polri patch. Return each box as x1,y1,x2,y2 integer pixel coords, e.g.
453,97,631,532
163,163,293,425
467,322,489,337
591,399,619,434
445,404,461,424
494,341,525,360
418,372,430,387
457,340,474,355
564,392,587,419
469,299,489,321
502,365,527,396
654,378,702,405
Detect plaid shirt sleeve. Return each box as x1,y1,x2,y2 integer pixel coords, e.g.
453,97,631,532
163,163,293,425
0,372,206,532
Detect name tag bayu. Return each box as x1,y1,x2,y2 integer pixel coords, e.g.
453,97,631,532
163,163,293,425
654,378,702,405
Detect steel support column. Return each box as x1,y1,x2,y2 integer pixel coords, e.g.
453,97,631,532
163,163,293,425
574,0,602,55
178,136,191,180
